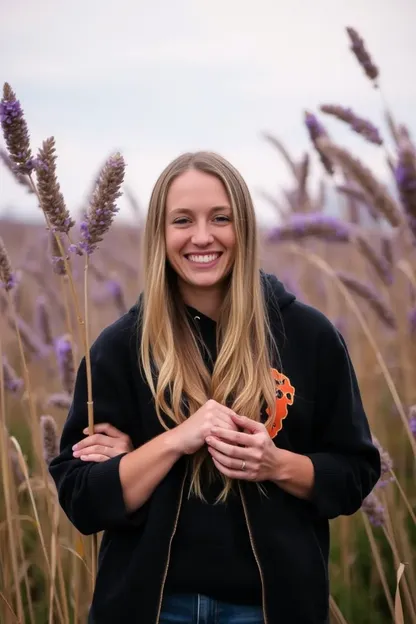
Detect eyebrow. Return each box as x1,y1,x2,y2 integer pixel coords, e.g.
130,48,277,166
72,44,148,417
168,206,231,216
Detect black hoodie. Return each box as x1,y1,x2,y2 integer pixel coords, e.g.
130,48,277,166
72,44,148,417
49,272,380,624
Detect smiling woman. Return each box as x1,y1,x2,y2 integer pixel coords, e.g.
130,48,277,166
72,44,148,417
49,151,381,624
165,168,236,316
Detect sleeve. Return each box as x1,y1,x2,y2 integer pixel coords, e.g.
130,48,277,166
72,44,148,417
305,325,381,520
48,328,148,535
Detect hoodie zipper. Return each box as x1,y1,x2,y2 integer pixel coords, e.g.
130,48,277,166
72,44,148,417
155,469,187,624
238,483,269,624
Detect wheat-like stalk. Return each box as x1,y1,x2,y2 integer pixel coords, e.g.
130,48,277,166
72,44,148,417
336,271,396,329
317,137,403,227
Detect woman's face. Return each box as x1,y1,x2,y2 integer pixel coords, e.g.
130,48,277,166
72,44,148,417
165,168,236,293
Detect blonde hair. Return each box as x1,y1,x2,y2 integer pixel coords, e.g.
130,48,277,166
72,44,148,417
139,151,278,501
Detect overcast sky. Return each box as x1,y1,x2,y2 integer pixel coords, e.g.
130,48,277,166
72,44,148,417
1,0,415,227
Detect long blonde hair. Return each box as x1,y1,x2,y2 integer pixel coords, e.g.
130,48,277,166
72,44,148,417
139,151,278,501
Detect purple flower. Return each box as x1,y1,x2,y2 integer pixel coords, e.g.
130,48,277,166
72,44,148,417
320,104,383,145
395,140,416,240
409,308,416,334
0,83,34,174
372,436,393,488
2,356,23,394
346,27,379,83
409,406,416,438
304,111,334,176
0,236,16,292
77,153,126,255
54,335,75,395
361,492,385,527
268,213,350,243
35,138,74,234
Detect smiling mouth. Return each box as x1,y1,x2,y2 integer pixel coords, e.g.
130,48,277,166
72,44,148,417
185,253,222,264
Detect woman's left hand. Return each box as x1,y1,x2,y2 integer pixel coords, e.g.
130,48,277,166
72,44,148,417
72,423,134,462
205,413,280,482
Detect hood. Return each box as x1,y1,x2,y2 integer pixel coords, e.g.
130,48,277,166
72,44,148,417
260,270,296,312
132,271,296,322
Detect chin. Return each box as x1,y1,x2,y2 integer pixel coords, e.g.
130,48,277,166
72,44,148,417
185,274,224,289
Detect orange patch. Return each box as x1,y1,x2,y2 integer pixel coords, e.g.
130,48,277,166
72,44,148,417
265,368,295,439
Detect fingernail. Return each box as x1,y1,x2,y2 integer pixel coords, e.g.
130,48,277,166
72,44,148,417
206,436,213,443
72,444,78,450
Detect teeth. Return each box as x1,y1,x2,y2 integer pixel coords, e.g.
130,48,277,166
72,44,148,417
187,253,220,264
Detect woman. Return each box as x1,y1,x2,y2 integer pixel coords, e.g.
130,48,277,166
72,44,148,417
49,151,381,624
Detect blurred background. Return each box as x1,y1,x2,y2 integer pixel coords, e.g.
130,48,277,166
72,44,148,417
2,0,415,226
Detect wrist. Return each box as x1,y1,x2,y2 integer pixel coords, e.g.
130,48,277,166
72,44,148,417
270,446,291,484
162,427,185,459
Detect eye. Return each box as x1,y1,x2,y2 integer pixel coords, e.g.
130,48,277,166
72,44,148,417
172,217,191,225
213,215,231,223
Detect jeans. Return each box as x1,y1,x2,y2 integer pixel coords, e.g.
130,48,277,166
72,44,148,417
159,593,264,623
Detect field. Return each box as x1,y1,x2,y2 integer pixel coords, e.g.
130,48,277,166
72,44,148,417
1,27,416,624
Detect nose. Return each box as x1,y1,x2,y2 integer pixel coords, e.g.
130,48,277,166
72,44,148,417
191,221,214,247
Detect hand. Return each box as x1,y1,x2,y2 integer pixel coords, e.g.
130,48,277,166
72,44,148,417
72,423,134,462
168,399,239,456
205,413,280,482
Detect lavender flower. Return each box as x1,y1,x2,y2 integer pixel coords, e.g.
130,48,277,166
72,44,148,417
40,415,59,465
0,148,34,193
268,213,350,243
0,83,34,174
336,271,396,329
361,491,385,526
49,231,67,276
304,111,334,176
0,236,16,292
371,435,394,487
47,392,72,409
409,405,416,438
2,356,23,394
409,307,416,334
35,137,75,234
395,139,416,241
320,105,383,145
75,153,125,255
54,334,75,395
34,296,53,346
317,138,402,227
346,27,379,83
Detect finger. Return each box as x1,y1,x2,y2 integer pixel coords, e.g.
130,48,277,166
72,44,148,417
215,413,239,431
209,401,238,419
73,444,120,458
211,456,248,480
82,423,127,438
73,434,117,451
208,447,250,471
208,427,257,448
79,453,109,462
230,413,265,433
205,435,251,459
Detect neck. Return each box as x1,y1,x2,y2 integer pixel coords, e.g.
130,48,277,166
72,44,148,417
179,281,225,321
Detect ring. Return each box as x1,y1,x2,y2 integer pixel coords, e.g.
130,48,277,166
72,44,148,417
241,460,246,471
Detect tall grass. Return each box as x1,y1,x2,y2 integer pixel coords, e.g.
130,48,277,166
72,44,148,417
0,25,415,624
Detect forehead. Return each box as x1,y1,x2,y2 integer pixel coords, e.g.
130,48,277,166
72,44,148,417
166,169,230,211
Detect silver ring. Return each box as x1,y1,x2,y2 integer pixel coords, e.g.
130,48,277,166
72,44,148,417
241,460,246,471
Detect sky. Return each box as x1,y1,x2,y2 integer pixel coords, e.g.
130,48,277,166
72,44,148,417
1,0,415,228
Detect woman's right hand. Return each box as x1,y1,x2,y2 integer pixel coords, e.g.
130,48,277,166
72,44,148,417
169,399,239,456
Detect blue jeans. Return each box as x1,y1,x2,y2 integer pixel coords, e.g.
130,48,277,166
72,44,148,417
159,593,264,623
